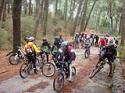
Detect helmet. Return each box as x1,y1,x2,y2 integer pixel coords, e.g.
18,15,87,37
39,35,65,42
25,36,35,42
43,38,47,42
109,39,114,45
55,36,59,40
61,41,68,46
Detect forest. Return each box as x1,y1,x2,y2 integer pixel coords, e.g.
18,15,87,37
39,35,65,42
0,0,125,49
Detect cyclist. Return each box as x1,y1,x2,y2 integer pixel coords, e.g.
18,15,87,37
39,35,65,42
59,35,64,43
94,34,99,46
97,39,117,77
98,37,107,56
85,36,91,46
55,41,76,80
51,36,62,54
41,38,51,62
74,33,80,48
24,36,41,73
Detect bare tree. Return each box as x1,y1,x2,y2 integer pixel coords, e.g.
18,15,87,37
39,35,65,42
120,0,125,45
12,0,22,52
83,0,98,31
71,0,84,35
0,0,5,20
55,0,58,15
79,0,89,32
43,0,49,36
33,0,44,38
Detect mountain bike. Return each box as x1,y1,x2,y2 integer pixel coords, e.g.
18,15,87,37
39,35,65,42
53,61,76,92
89,58,108,79
19,51,55,79
6,46,26,65
84,45,90,58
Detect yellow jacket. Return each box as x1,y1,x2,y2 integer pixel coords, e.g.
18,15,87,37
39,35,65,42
24,42,40,54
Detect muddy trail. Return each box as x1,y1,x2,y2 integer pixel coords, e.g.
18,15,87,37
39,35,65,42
0,47,112,93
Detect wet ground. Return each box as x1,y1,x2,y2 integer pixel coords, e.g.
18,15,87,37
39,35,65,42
0,47,112,93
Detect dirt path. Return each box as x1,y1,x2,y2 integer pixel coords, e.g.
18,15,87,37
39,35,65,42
0,47,111,93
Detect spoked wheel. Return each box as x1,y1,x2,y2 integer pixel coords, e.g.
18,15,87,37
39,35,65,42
53,73,64,92
19,63,29,79
9,54,20,65
71,66,76,81
42,62,55,77
84,49,90,58
89,62,102,79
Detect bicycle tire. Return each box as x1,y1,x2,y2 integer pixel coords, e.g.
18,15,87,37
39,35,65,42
89,62,102,79
71,66,76,81
9,53,20,65
19,63,28,79
53,73,64,92
42,62,55,77
84,50,89,58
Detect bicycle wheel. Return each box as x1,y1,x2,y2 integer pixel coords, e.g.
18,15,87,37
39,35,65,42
71,66,76,81
53,73,64,92
19,63,28,79
89,62,102,79
84,50,89,58
9,53,20,65
42,62,55,77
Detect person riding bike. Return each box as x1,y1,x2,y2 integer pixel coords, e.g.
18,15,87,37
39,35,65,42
74,33,80,48
51,36,62,54
94,34,99,46
41,38,51,62
84,37,91,47
98,37,107,56
97,39,117,77
24,36,41,73
55,41,76,80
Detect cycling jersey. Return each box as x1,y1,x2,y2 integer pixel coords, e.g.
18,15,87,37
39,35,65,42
98,38,106,46
24,42,40,54
41,41,51,53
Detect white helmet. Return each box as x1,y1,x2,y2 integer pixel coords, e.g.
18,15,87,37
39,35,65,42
61,41,68,46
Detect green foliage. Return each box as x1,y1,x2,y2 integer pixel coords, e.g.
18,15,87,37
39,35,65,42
21,16,35,38
0,28,12,49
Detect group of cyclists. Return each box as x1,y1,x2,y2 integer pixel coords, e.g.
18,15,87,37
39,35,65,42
73,32,118,77
73,32,99,49
23,32,118,79
23,35,76,80
6,32,119,91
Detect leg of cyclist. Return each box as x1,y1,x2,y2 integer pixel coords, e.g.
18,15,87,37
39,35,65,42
32,54,37,74
107,55,115,77
45,52,49,62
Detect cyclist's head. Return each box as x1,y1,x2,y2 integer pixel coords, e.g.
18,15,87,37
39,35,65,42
25,36,35,42
43,38,47,42
109,39,114,45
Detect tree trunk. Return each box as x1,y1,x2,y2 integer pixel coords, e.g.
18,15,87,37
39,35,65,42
69,0,76,22
2,2,6,22
35,0,40,16
109,0,113,32
95,10,102,31
12,0,22,52
79,0,89,32
43,0,49,36
83,0,97,31
33,0,44,38
71,0,84,35
63,0,68,21
120,1,125,45
7,3,11,14
55,0,58,15
29,0,32,16
0,0,5,20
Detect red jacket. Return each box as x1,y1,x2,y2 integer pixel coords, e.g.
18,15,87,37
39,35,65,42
98,38,106,46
